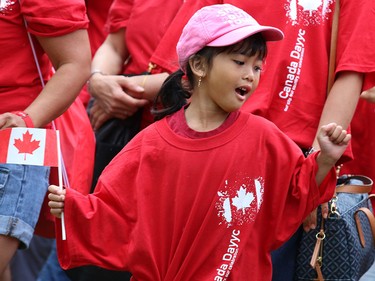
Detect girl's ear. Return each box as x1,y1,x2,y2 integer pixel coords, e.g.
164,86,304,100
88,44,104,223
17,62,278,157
189,55,207,77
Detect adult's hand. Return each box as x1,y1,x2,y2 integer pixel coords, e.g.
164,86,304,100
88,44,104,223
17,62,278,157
89,100,113,130
0,113,28,129
360,86,375,103
302,202,329,232
88,74,148,118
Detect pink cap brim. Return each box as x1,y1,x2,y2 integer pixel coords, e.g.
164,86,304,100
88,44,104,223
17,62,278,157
207,25,284,47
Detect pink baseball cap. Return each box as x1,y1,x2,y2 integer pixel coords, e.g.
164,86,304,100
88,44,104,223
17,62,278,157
177,4,284,72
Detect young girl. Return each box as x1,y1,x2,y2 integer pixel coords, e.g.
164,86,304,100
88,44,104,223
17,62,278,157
48,4,351,281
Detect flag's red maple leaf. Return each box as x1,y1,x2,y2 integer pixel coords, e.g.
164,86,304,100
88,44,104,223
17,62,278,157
13,130,40,160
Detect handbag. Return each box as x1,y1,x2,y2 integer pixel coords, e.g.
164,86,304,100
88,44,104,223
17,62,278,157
90,105,143,191
89,72,150,190
295,174,375,281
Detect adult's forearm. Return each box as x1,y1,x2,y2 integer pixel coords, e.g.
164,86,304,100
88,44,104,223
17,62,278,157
312,71,363,148
91,29,129,75
26,62,90,127
24,29,91,127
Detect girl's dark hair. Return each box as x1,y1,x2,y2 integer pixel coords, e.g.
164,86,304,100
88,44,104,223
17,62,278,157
152,33,267,120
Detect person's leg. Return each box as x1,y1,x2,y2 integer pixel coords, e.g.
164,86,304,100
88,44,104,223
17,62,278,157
0,265,12,281
37,241,71,281
0,235,19,278
0,164,49,280
10,235,54,281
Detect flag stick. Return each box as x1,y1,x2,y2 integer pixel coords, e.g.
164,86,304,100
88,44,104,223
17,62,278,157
56,130,67,240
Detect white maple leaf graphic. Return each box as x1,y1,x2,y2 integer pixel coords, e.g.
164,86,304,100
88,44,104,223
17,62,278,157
231,186,254,214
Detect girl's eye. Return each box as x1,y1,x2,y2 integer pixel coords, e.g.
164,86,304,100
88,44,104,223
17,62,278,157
254,66,263,72
233,60,245,65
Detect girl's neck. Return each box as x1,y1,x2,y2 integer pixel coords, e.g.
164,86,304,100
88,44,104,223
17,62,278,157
184,102,230,132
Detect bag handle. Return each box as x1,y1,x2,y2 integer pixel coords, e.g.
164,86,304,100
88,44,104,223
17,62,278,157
20,4,70,187
20,2,69,239
354,194,375,248
336,175,373,194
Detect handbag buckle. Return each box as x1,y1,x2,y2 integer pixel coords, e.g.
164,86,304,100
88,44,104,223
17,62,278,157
329,196,341,217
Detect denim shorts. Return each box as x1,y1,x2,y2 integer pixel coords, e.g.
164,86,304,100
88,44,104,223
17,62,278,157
0,164,50,249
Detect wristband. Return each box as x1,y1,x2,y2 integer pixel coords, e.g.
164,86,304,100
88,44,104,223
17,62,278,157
304,147,317,158
88,70,104,80
87,70,104,86
12,111,34,128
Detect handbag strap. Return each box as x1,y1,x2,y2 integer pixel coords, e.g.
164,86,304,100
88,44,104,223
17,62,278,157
19,3,71,188
336,175,373,194
19,2,46,88
354,194,375,248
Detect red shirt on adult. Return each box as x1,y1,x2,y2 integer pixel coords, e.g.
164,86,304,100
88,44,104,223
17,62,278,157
150,0,375,151
0,0,88,113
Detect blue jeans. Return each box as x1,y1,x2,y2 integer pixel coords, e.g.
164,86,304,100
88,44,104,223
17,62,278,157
37,241,71,281
360,260,375,281
11,235,54,281
271,226,303,281
0,164,49,248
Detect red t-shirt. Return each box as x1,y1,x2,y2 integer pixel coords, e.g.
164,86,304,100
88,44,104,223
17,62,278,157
86,0,113,55
105,0,182,75
334,1,375,201
341,73,375,203
0,0,88,113
56,109,336,281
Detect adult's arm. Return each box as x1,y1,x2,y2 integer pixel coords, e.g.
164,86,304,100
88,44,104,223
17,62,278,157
87,28,148,128
312,71,363,149
0,29,91,129
303,71,362,231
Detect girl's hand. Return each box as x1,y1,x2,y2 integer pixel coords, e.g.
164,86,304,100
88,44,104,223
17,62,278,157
48,185,66,219
307,124,351,232
317,123,351,164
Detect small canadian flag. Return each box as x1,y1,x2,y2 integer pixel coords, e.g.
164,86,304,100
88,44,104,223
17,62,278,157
0,128,59,167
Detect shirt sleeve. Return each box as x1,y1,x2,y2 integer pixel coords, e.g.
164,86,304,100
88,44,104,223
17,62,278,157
105,0,134,33
252,123,338,251
55,150,140,270
55,186,131,270
336,0,375,73
269,152,337,248
20,0,89,37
